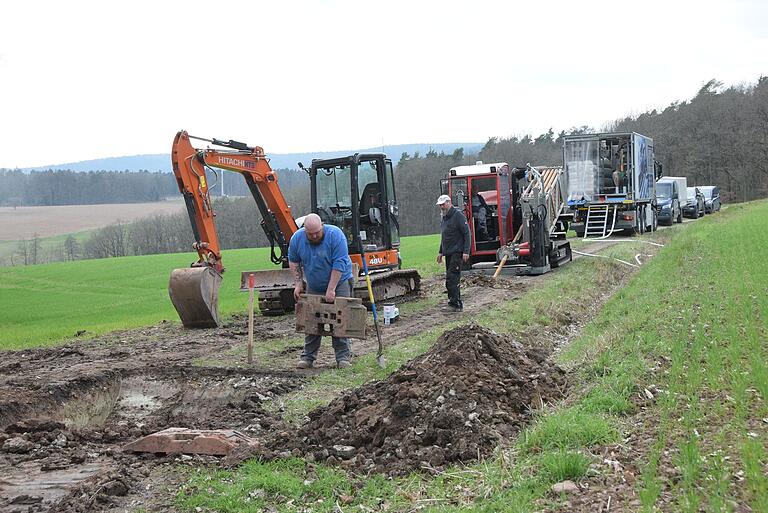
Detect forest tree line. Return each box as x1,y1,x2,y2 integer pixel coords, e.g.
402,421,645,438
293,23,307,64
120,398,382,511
4,76,767,266
609,77,768,203
0,168,309,207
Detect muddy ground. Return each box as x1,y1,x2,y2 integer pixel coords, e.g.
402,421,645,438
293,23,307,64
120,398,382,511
0,240,634,512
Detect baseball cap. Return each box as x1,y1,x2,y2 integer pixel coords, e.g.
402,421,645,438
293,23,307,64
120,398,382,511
436,194,451,205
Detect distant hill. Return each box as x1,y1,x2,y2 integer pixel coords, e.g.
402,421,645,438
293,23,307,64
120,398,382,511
17,143,484,172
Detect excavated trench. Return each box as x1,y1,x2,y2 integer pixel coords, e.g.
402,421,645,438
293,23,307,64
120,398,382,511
0,365,303,512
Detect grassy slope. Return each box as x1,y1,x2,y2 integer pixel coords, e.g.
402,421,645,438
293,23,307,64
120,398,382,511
178,202,768,512
559,201,768,511
0,234,440,350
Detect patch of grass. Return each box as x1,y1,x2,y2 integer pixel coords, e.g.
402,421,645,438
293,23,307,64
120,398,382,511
398,233,441,277
537,450,591,483
580,385,635,415
520,408,620,453
558,201,768,511
742,438,768,506
178,458,410,512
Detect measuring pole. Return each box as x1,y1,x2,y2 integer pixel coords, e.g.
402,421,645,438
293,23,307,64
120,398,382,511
247,273,255,364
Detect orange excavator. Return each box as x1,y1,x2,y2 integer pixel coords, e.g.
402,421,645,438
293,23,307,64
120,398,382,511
168,130,420,328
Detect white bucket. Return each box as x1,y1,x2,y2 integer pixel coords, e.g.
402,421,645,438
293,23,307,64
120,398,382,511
382,304,397,325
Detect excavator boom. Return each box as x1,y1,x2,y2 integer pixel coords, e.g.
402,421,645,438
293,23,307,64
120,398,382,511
169,131,298,328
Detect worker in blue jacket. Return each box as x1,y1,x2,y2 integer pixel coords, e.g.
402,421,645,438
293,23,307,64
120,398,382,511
289,213,354,369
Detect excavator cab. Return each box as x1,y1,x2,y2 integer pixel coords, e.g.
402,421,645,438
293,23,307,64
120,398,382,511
310,154,401,270
309,154,419,304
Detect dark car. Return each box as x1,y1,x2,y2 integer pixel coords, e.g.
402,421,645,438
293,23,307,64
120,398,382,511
683,187,705,218
655,180,683,225
699,186,721,213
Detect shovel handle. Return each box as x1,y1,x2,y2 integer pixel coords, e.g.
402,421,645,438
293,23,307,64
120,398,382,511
360,252,384,360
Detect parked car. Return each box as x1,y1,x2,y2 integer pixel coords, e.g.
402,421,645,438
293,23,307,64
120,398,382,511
655,178,684,225
683,187,705,218
699,186,721,213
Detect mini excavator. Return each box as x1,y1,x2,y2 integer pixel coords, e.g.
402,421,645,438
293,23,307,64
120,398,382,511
168,131,420,328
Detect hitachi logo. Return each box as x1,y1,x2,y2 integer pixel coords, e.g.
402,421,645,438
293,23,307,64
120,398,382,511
217,156,246,167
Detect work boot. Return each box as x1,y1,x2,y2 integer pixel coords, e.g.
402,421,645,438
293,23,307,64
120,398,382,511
296,359,313,369
336,359,351,369
442,303,463,312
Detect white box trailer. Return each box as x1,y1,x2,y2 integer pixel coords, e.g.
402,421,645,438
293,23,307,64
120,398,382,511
563,132,661,238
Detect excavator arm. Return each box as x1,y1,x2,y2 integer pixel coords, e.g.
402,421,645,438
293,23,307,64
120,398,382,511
169,130,299,328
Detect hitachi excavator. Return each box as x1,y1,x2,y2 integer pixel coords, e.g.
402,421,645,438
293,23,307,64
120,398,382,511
168,130,420,328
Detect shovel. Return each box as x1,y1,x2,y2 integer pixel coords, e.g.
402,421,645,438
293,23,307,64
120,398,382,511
359,252,386,368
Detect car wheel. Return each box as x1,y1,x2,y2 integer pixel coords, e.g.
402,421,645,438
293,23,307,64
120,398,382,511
676,208,683,223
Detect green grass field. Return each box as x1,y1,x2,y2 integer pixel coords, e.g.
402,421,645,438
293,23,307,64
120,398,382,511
0,234,441,349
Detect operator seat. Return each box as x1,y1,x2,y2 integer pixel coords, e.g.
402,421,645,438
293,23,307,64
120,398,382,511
359,182,382,225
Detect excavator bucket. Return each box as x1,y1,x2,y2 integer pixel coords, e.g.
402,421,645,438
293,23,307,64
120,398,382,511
169,267,222,328
239,269,295,291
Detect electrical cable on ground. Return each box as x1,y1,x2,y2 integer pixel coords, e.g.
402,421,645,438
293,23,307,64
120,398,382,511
594,239,665,247
572,249,639,268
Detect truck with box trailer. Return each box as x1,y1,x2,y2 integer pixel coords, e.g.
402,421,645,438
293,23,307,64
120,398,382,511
563,132,661,238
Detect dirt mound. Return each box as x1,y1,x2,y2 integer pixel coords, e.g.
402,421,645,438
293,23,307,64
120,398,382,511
278,323,567,476
460,274,525,289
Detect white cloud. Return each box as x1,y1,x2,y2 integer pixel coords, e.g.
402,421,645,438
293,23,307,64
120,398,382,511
0,0,765,167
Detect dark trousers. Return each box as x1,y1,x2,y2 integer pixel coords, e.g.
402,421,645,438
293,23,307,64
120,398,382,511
301,278,354,363
445,253,463,308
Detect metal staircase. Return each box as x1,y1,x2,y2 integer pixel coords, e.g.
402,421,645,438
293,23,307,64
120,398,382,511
584,204,617,239
520,165,568,239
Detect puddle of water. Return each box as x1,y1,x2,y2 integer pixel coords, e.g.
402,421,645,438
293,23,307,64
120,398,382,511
0,459,110,504
116,377,179,422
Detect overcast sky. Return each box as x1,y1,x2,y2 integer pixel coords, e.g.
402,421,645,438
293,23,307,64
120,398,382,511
0,0,765,168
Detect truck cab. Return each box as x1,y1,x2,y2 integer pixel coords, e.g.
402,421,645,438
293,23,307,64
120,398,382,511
439,162,571,275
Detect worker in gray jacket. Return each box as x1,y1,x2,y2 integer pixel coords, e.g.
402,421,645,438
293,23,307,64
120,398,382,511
435,194,470,311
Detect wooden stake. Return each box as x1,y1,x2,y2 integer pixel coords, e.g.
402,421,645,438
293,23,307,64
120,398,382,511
493,255,508,278
247,273,255,365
